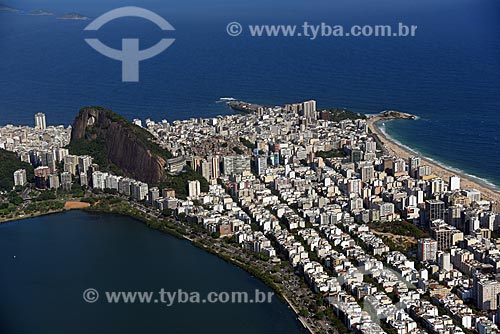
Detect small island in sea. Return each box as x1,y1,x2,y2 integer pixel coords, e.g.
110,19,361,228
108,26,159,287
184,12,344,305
0,3,18,12
29,9,54,16
57,12,90,21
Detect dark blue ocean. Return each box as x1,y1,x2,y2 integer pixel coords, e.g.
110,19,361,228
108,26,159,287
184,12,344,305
1,0,499,188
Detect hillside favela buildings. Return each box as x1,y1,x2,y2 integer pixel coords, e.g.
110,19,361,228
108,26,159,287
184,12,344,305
2,101,500,334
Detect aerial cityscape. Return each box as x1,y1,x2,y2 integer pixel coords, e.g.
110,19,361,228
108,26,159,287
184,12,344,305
1,100,500,333
1,0,499,333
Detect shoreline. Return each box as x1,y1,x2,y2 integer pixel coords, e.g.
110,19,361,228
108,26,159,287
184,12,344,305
367,115,500,204
21,204,315,333
0,208,64,224
0,200,91,225
84,206,315,333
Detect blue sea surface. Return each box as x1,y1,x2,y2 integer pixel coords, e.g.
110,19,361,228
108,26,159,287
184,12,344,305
0,0,499,187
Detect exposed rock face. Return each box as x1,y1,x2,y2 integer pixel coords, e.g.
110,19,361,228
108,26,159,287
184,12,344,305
71,107,166,184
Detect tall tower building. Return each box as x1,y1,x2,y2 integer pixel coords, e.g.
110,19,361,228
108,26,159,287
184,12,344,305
361,165,374,183
365,140,377,153
35,112,47,130
475,278,500,311
209,155,220,179
449,176,461,191
13,169,27,187
430,177,445,195
302,100,317,120
382,156,394,175
430,220,463,251
223,156,251,176
188,180,201,198
417,238,438,262
255,156,268,175
425,199,445,223
408,156,421,177
393,158,407,176
200,159,211,181
78,156,92,174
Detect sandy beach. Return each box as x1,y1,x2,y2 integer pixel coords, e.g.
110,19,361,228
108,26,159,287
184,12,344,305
64,201,91,210
367,116,500,204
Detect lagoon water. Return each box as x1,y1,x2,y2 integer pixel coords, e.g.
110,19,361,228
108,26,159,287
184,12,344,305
0,211,303,333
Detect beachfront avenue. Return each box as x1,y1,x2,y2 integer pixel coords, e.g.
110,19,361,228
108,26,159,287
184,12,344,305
1,99,500,334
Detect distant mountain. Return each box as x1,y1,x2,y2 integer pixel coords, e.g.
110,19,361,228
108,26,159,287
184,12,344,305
0,3,19,12
68,107,172,184
29,9,54,16
57,12,89,20
0,149,34,191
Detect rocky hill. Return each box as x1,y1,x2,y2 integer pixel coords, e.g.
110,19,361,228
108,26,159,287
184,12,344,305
68,107,171,184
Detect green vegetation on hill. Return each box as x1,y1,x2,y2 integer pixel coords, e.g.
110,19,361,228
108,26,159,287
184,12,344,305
67,137,124,176
324,108,367,122
67,107,172,176
98,108,172,161
0,149,34,191
315,149,346,159
239,137,255,150
233,146,244,154
67,137,105,168
160,166,209,199
368,220,429,239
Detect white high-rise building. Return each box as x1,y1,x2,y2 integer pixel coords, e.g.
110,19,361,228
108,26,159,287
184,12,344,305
417,238,438,262
209,155,220,179
118,178,133,196
302,100,316,113
79,172,88,187
408,156,421,176
255,156,268,175
49,174,60,189
54,148,69,162
13,169,27,187
105,175,120,190
430,177,445,195
223,156,251,176
302,100,317,120
449,176,461,191
92,171,107,190
200,159,211,181
393,158,407,175
133,182,149,201
188,180,201,198
361,165,374,183
78,156,92,174
35,112,47,130
60,172,72,190
476,279,500,311
437,252,452,271
365,140,377,153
